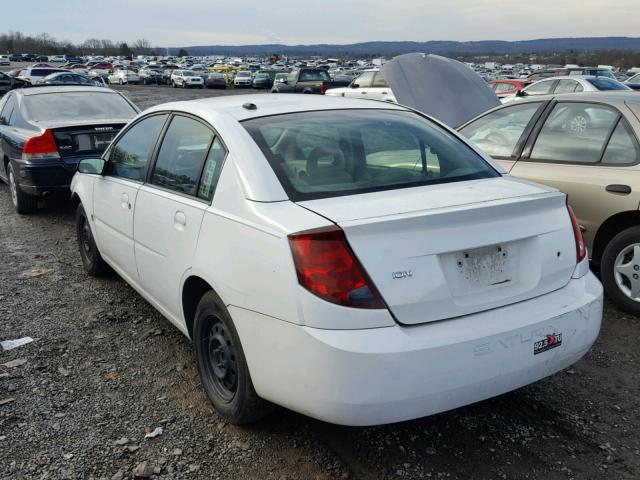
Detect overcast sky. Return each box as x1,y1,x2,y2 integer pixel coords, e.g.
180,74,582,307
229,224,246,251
6,0,639,46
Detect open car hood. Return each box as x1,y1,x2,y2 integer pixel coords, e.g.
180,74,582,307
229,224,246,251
381,53,500,128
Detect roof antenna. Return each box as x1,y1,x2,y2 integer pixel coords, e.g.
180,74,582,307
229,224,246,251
242,102,257,110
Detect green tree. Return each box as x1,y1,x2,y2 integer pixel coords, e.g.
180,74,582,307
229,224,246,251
177,48,189,57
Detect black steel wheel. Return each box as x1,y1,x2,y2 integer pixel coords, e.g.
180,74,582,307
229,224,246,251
193,291,272,424
76,203,109,276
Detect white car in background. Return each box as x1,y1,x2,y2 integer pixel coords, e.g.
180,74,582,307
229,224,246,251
107,68,140,85
325,69,396,102
170,70,204,88
233,70,253,87
502,75,632,103
71,95,602,426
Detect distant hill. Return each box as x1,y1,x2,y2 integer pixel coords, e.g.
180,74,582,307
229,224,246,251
172,37,640,57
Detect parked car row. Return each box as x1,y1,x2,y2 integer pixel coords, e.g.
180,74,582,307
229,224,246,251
8,54,640,429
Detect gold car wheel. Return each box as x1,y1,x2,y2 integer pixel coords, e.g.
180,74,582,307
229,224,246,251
614,244,640,302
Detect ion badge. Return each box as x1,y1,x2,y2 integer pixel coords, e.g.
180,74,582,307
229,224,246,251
534,333,562,355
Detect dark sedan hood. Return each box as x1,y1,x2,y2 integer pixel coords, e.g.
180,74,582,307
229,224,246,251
381,53,500,128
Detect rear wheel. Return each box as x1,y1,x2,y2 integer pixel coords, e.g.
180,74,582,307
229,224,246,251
76,203,110,276
8,163,37,214
601,226,640,316
193,291,272,424
118,78,123,85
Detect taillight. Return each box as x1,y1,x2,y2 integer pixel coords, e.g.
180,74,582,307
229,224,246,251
567,202,586,263
288,226,385,309
320,82,328,94
22,129,60,160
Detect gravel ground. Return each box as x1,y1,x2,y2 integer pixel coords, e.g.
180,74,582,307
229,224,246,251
1,84,640,480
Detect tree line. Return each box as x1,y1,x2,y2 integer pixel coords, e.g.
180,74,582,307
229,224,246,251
0,31,165,57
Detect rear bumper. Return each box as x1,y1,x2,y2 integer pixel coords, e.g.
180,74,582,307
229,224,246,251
15,161,76,196
231,272,603,426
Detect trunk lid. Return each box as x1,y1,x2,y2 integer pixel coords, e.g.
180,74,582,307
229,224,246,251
298,178,577,325
52,123,125,164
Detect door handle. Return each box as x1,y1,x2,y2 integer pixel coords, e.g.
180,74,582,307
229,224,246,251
120,193,131,210
606,184,632,195
174,211,187,230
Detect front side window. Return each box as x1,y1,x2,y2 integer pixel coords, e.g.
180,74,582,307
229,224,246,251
459,103,543,158
530,103,619,163
244,109,498,201
151,116,213,196
109,114,168,181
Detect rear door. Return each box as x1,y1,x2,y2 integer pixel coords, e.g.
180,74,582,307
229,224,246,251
133,114,227,319
92,113,168,282
459,101,548,172
510,101,640,251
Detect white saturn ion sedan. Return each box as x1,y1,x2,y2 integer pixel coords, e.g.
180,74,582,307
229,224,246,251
71,95,603,426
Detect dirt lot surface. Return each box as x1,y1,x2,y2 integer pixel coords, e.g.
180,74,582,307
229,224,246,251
1,84,640,480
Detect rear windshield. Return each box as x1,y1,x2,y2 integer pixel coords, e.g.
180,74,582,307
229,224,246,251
587,77,629,91
299,70,331,82
243,109,498,200
32,69,68,76
23,92,137,123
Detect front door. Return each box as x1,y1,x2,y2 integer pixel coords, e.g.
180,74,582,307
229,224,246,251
92,113,168,282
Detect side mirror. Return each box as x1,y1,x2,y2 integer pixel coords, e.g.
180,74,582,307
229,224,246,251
516,90,526,97
78,158,106,175
350,83,360,89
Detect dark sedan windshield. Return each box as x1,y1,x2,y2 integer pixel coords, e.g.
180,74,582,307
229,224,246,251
22,92,137,123
244,109,498,200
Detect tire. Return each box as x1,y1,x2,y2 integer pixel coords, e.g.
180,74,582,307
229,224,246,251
193,291,272,424
601,226,640,316
76,203,110,277
118,78,123,85
182,82,186,89
7,163,37,214
172,81,176,88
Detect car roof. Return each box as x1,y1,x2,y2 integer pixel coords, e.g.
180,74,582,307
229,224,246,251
17,85,119,96
144,93,408,122
514,91,640,104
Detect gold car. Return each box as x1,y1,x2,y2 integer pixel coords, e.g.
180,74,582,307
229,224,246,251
460,91,640,315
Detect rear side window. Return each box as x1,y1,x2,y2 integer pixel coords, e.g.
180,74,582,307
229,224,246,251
197,138,227,201
460,103,542,158
244,109,498,201
525,80,555,95
602,120,639,164
151,116,213,196
0,95,15,125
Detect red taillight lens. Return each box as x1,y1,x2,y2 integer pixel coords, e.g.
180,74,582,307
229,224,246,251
288,226,385,309
320,82,328,94
567,203,586,263
23,129,59,159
